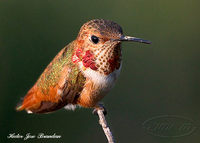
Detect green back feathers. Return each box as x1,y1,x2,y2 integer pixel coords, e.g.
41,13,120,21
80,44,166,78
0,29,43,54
36,41,85,94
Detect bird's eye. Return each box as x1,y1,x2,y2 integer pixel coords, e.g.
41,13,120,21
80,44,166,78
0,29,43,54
91,35,99,44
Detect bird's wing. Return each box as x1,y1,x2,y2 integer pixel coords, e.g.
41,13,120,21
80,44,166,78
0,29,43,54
16,41,86,113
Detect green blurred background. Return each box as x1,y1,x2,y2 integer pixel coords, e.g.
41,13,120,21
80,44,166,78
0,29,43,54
0,0,200,143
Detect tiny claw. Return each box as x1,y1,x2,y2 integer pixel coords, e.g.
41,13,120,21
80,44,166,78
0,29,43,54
92,104,107,116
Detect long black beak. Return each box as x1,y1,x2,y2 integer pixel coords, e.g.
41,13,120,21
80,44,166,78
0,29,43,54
117,35,151,44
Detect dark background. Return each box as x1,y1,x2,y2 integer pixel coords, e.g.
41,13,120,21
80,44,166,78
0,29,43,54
0,0,200,143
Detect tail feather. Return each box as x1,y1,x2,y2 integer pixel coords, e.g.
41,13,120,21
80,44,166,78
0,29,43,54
16,91,38,112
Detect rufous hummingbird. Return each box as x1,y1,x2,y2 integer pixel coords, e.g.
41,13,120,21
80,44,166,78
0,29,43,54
16,19,151,114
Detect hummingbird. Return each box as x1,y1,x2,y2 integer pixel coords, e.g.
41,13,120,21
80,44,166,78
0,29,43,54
16,19,151,114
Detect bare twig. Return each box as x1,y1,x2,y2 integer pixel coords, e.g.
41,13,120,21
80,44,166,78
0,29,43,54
97,109,115,143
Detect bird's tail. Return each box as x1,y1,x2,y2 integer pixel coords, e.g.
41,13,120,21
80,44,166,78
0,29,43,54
16,90,38,112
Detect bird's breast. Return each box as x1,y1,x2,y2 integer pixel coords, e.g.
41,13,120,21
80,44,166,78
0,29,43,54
75,44,122,107
79,61,122,93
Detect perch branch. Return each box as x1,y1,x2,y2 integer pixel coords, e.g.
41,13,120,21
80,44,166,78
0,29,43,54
97,109,115,143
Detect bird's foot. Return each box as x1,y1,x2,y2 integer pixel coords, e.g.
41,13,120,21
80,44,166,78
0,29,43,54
92,103,107,116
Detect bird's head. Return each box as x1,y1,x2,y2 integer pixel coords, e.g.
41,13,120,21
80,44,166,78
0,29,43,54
73,19,151,74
